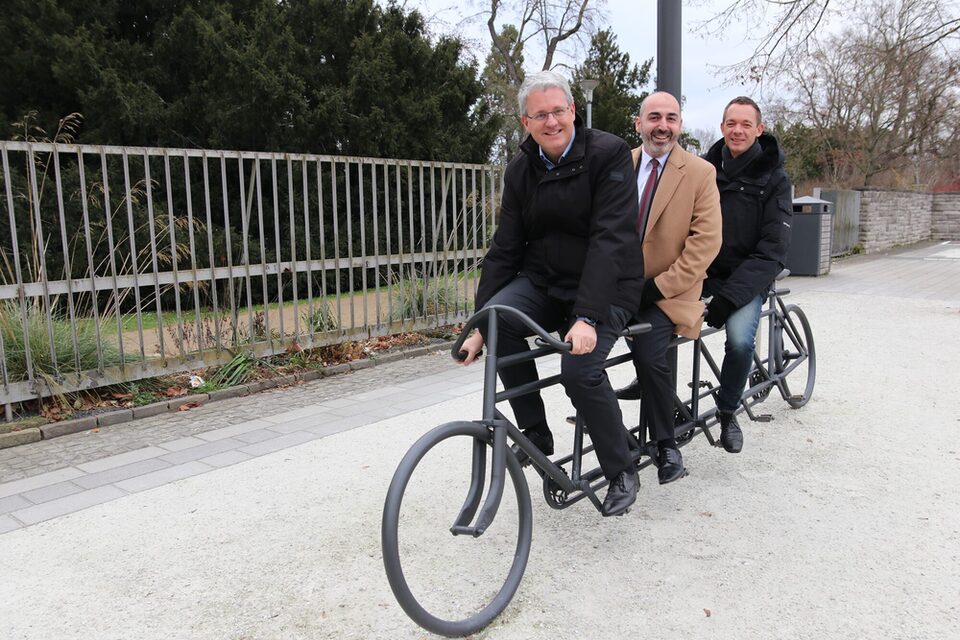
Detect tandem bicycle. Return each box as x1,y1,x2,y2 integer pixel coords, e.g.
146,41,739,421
381,270,815,637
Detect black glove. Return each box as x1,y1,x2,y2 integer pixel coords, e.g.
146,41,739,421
705,295,734,329
639,278,664,309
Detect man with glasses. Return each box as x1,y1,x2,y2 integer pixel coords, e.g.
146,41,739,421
458,70,645,517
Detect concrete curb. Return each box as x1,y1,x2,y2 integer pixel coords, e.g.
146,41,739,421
0,427,41,448
8,341,455,448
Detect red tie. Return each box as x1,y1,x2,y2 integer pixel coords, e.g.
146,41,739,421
637,157,659,236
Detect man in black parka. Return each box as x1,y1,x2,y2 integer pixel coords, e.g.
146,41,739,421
703,96,793,453
458,70,644,517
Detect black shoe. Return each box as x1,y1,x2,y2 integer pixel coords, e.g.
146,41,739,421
614,378,643,400
602,469,639,516
719,412,743,453
656,446,686,484
511,428,554,466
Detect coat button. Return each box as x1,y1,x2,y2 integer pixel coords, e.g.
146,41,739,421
740,186,744,190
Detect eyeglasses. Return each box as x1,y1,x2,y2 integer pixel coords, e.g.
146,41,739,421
525,107,570,122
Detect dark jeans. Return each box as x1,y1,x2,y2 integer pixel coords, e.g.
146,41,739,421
627,305,677,444
716,294,763,413
478,276,634,480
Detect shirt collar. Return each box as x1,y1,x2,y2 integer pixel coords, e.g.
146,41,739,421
540,128,577,171
640,147,671,172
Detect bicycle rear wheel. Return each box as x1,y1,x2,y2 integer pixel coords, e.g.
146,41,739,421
382,421,533,637
774,304,816,408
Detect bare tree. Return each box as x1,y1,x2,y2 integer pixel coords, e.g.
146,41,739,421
773,0,960,187
486,0,600,87
695,0,960,86
473,0,603,161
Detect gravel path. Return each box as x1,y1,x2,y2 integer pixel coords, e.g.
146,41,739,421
0,244,958,639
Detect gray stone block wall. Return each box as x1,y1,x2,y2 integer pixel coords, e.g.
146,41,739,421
858,190,933,253
932,193,960,241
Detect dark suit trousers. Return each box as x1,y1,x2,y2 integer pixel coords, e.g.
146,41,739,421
478,276,634,480
628,305,677,443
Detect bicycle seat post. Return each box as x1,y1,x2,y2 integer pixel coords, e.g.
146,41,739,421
571,413,585,483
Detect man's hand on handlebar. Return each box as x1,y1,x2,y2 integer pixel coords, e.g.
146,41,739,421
456,331,485,365
564,319,597,355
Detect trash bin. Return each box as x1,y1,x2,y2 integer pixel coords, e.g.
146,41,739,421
786,196,832,276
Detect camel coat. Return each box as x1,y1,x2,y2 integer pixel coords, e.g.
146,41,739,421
632,145,722,338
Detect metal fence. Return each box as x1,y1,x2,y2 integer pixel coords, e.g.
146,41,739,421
0,140,501,419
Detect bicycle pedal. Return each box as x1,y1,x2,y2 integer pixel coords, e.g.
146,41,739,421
755,414,773,422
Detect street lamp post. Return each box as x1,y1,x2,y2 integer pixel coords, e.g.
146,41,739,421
580,79,599,128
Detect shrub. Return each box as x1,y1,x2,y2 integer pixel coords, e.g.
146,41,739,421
302,302,340,333
387,273,464,321
0,301,123,382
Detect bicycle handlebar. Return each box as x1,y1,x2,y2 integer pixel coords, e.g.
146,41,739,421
452,305,652,360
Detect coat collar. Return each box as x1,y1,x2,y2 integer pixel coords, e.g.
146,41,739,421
704,131,784,182
632,144,692,232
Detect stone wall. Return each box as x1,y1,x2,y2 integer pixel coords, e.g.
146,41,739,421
932,193,960,241
858,190,933,253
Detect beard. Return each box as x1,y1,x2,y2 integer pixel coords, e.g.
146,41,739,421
643,129,676,154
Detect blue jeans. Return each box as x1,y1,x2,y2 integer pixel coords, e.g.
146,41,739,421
716,295,763,413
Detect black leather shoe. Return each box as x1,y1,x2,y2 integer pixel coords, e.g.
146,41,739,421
656,446,686,484
719,412,743,453
601,469,639,516
511,429,554,467
614,377,643,400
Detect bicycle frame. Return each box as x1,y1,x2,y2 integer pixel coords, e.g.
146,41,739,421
656,273,814,446
450,275,814,517
384,277,814,636
449,305,645,530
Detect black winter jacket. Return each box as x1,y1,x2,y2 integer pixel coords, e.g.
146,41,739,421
702,132,793,308
475,117,645,322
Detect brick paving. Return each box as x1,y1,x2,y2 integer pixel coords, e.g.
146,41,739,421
0,346,485,533
0,348,457,485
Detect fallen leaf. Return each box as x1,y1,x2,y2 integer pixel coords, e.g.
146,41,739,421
178,402,201,411
700,511,713,517
704,608,712,617
806,438,813,443
90,428,100,433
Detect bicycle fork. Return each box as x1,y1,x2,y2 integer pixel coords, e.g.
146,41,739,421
450,312,509,538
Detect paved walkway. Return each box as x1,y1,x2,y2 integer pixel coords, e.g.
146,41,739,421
0,240,958,640
1,240,958,532
0,350,482,532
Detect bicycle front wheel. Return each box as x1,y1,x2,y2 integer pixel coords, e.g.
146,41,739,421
381,421,533,637
775,304,816,408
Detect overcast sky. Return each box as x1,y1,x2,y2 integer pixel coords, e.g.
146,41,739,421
409,0,776,140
